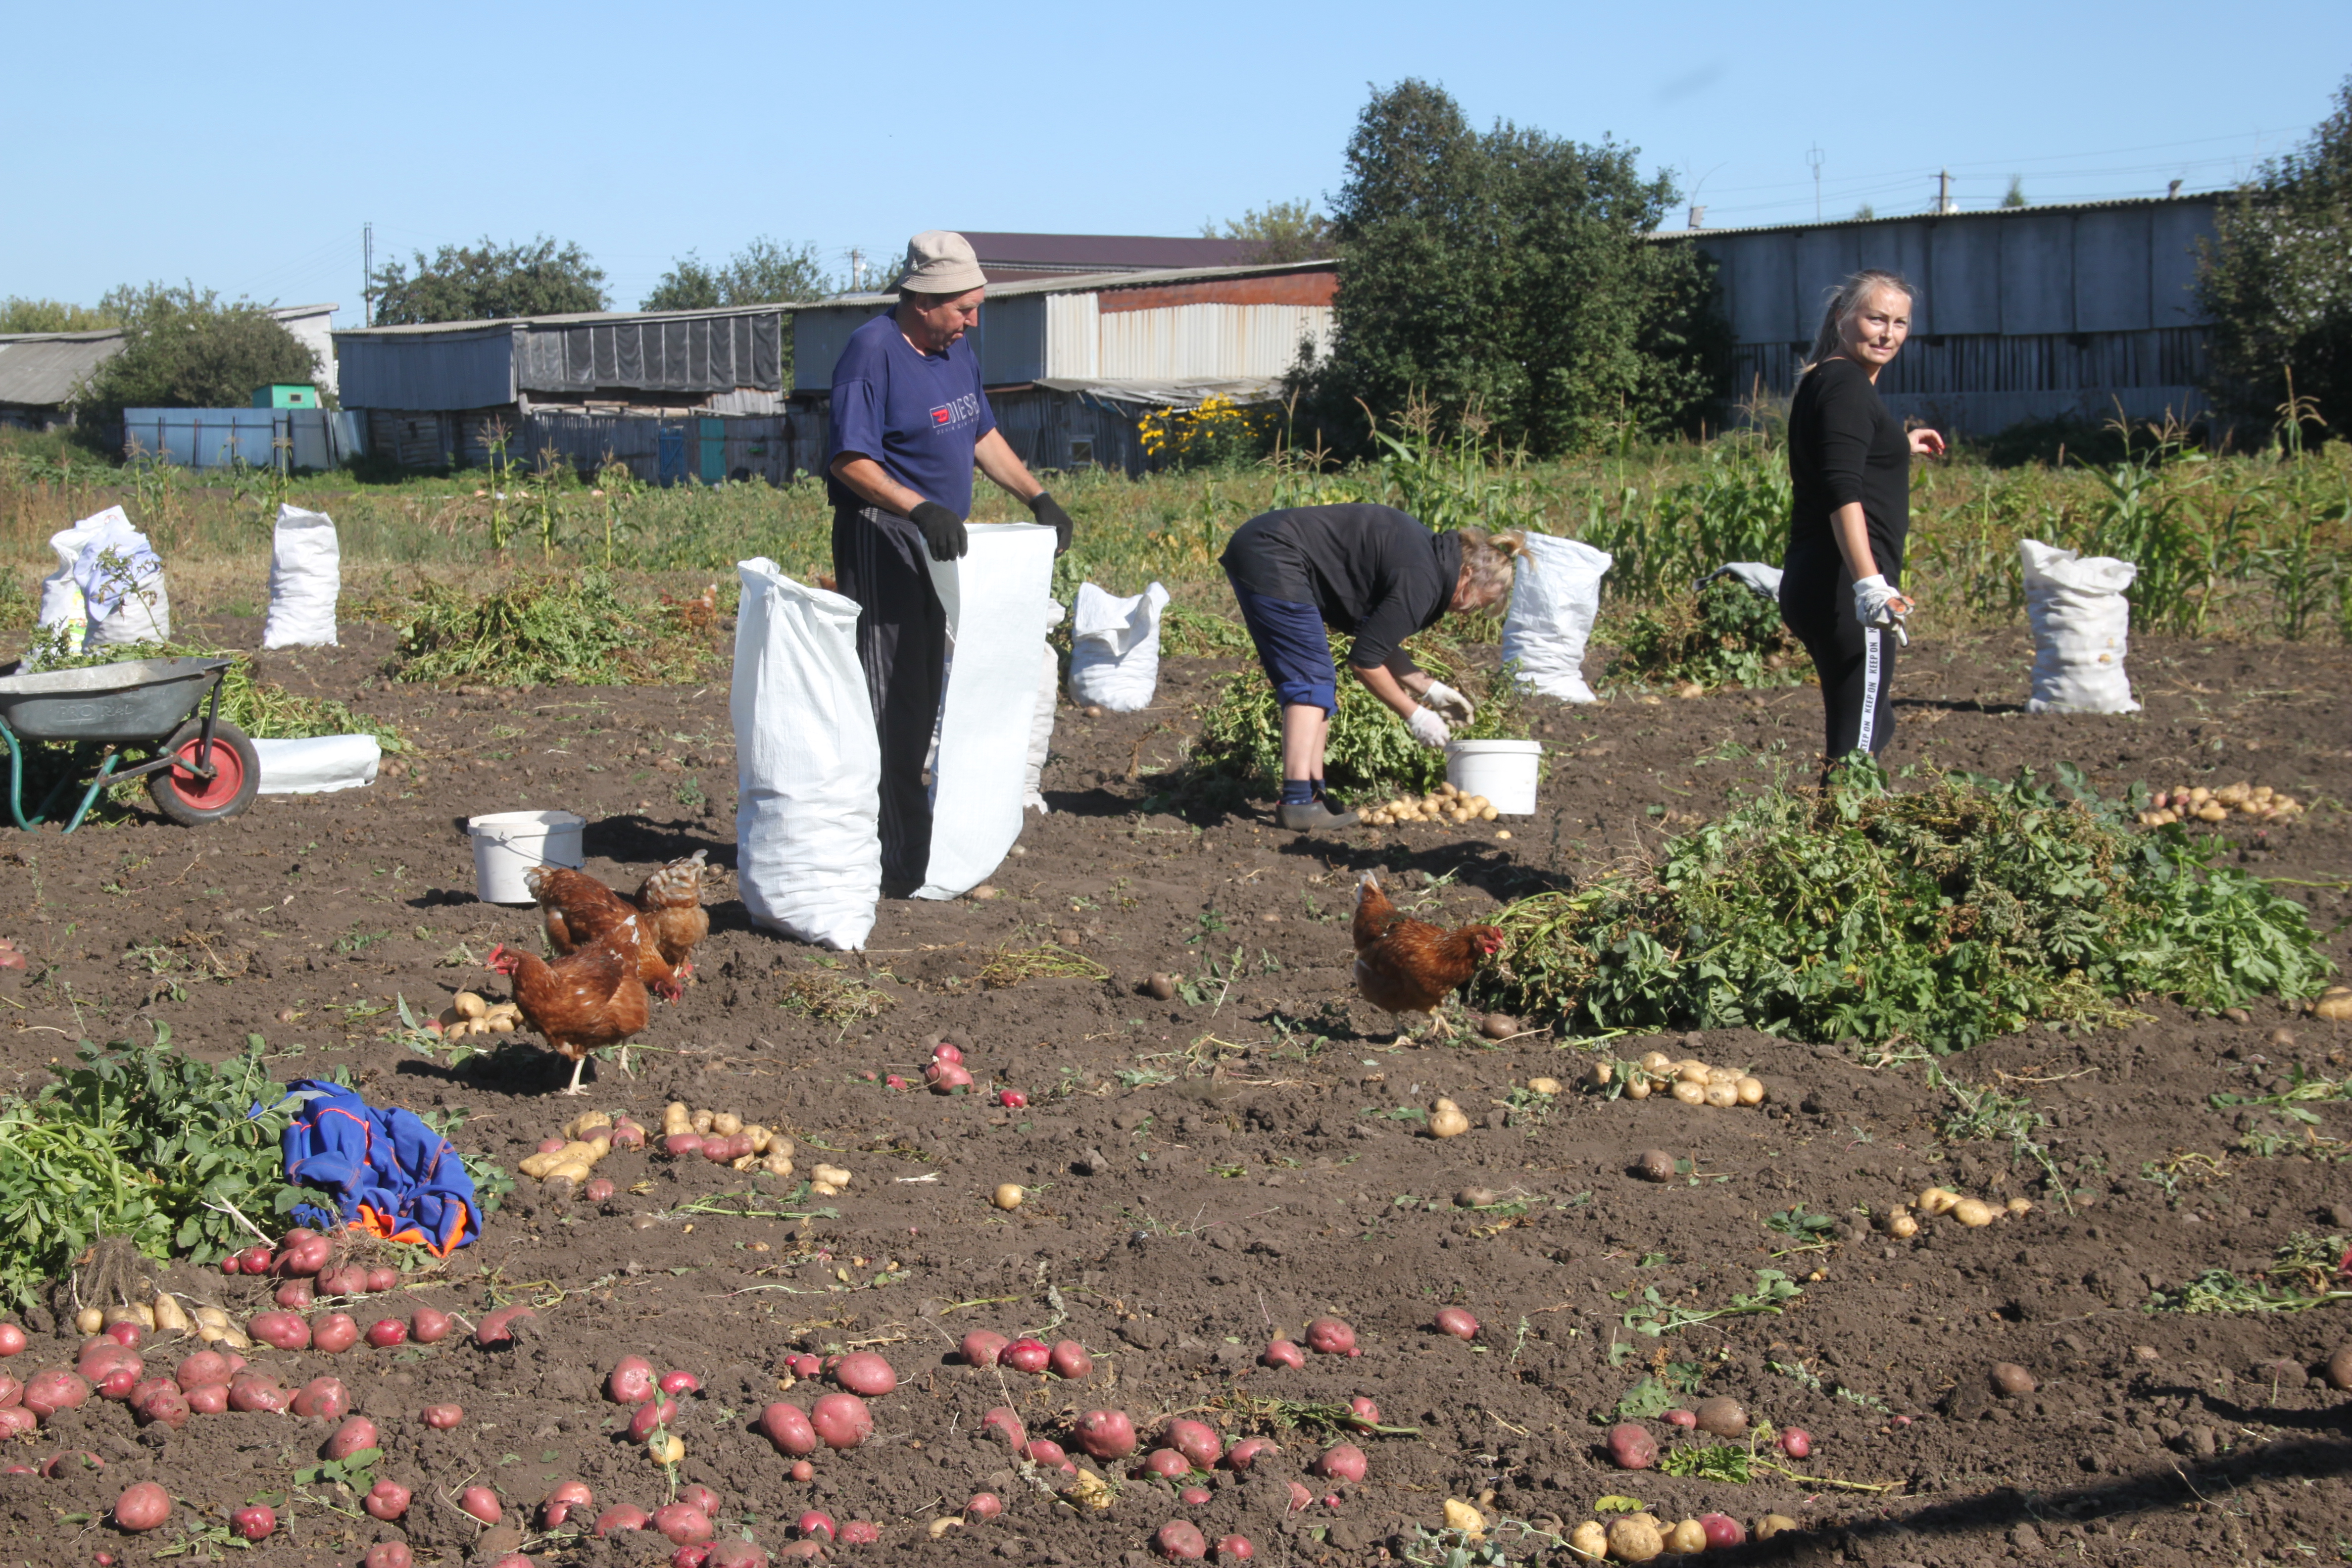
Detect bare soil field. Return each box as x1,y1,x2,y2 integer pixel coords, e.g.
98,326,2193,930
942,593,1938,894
0,615,2345,1568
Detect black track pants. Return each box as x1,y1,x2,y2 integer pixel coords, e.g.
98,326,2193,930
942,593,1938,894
833,504,947,896
1779,551,1898,762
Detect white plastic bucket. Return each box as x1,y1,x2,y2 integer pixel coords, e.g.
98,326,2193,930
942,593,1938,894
1445,740,1543,816
467,810,586,904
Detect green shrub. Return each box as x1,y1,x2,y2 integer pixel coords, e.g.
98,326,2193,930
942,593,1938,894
389,572,707,687
1609,574,1802,689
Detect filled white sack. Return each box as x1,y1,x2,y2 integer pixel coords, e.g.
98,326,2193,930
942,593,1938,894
1066,580,1170,712
918,523,1057,899
75,510,170,651
1026,601,1066,812
253,735,380,794
2019,539,2139,714
732,557,882,950
1500,532,1612,702
262,503,341,648
36,508,114,647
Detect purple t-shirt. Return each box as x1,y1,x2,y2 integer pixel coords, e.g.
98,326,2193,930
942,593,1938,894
825,309,997,518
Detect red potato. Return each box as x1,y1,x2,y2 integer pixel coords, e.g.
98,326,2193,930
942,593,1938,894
222,1256,244,1275
421,1403,464,1430
234,1246,273,1275
1700,1514,1745,1548
248,1311,311,1351
1075,1409,1138,1460
1345,1397,1382,1430
884,1075,909,1091
835,1521,879,1547
134,1386,189,1429
228,1376,288,1414
627,1397,678,1442
980,1407,1026,1450
367,1319,408,1349
365,1545,413,1568
960,1330,1009,1367
540,1479,593,1527
926,1062,975,1093
709,1543,768,1568
128,1376,175,1408
933,1042,964,1064
1261,1340,1304,1371
796,1510,836,1540
231,1504,275,1541
788,1461,814,1482
276,1231,330,1277
652,1503,714,1544
700,1137,740,1165
326,1417,379,1460
1663,1409,1696,1429
320,1265,370,1297
291,1376,349,1420
1433,1307,1478,1340
1305,1318,1357,1356
1001,1338,1049,1373
1049,1341,1093,1379
1180,1486,1212,1508
23,1370,91,1418
1156,1521,1209,1561
811,1392,872,1449
609,1357,656,1403
111,1481,171,1532
1605,1423,1658,1470
1223,1437,1279,1472
95,1367,139,1402
760,1401,818,1456
1140,1449,1190,1480
409,1307,452,1344
608,1122,646,1151
103,1322,142,1349
660,1370,702,1397
594,1505,651,1536
586,1179,615,1204
681,1485,720,1517
788,1353,821,1379
0,1373,19,1407
1778,1428,1813,1459
459,1485,502,1524
78,1341,139,1378
1164,1419,1221,1469
538,1137,567,1155
183,1384,228,1415
1218,1536,1254,1560
0,1323,27,1356
1024,1439,1075,1472
364,1267,399,1294
1313,1443,1367,1483
998,1089,1027,1108
965,1494,1002,1521
312,1314,359,1354
175,1352,231,1391
475,1306,535,1347
664,1133,705,1158
832,1353,894,1397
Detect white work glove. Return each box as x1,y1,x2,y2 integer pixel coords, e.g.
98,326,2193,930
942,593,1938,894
1420,680,1476,725
1406,705,1453,750
1851,574,1912,647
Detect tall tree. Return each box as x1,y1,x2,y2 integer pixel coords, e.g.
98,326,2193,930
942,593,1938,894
2199,76,2352,434
641,237,832,311
1203,200,1333,264
1307,80,1723,456
0,297,122,334
369,236,607,325
74,284,318,423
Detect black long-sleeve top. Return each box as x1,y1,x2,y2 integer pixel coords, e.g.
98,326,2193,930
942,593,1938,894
1222,505,1464,674
1785,357,1910,584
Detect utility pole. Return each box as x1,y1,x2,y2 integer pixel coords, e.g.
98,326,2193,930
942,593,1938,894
1936,171,1957,215
850,249,863,293
1807,145,1823,221
362,222,374,324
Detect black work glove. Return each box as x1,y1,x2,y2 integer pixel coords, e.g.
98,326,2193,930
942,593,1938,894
909,500,967,562
1029,490,1074,556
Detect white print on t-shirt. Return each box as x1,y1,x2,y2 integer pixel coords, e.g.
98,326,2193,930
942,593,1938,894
927,393,982,432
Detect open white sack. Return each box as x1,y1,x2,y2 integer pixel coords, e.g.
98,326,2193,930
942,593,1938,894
37,507,116,647
1026,601,1066,812
75,510,170,651
1066,580,1170,712
1500,532,1612,702
253,735,380,794
919,523,1057,899
732,557,882,950
263,503,341,648
2019,539,2139,714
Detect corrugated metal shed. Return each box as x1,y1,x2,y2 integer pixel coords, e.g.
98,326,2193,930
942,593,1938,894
335,304,788,414
959,232,1261,281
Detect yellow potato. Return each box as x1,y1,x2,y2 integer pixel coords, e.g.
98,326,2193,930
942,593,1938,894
1885,1210,1920,1239
75,1307,103,1335
691,1108,715,1135
1951,1197,1997,1228
1735,1076,1765,1106
811,1163,852,1187
192,1306,229,1330
2005,1197,2034,1216
1705,1065,1740,1086
1528,1076,1563,1096
1670,1080,1707,1106
564,1110,612,1140
1570,1521,1608,1560
993,1183,1025,1211
1606,1515,1665,1563
1480,807,1499,821
453,992,487,1019
762,1153,795,1178
663,1102,693,1135
1428,1098,1472,1138
1917,1186,1960,1215
1625,1077,1652,1100
808,1180,840,1197
1665,1520,1708,1555
1703,1081,1739,1108
1675,1060,1709,1083
1639,1051,1674,1076
744,1125,772,1154
151,1294,189,1334
1583,1063,1614,1090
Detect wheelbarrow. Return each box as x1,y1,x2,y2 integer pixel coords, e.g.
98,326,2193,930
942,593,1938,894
0,657,260,832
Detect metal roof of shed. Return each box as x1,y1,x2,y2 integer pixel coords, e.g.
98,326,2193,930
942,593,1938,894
807,257,1336,311
957,231,1262,279
0,333,119,406
1655,191,2221,241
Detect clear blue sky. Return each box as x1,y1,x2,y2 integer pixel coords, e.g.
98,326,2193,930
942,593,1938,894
7,1,2346,327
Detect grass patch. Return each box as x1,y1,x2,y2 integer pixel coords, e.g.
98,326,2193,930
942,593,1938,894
388,572,709,688
977,944,1112,989
1484,760,2334,1051
776,970,893,1023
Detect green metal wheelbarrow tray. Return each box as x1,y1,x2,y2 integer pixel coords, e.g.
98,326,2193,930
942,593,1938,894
0,656,260,832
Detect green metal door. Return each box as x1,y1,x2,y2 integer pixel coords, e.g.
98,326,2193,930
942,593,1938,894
698,418,724,484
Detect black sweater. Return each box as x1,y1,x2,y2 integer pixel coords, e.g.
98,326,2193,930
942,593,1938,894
1222,505,1463,673
1785,357,1910,584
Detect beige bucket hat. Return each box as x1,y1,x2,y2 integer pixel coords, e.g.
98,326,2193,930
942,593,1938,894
896,230,986,296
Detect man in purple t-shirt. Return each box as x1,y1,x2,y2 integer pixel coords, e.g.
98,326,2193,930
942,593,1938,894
828,230,1074,897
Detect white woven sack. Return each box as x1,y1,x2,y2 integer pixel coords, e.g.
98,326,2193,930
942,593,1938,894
75,512,170,650
262,503,341,648
36,507,118,647
254,735,380,794
1066,580,1170,712
1026,602,1065,812
732,557,881,950
1500,532,1612,702
2019,539,2139,714
919,523,1057,899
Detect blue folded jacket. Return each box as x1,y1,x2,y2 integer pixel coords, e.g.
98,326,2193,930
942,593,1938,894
280,1079,478,1255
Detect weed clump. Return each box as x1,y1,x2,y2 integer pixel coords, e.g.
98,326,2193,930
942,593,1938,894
389,572,707,688
1609,575,1803,690
1485,760,2333,1051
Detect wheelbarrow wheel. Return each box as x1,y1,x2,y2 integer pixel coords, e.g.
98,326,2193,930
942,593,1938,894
148,718,260,827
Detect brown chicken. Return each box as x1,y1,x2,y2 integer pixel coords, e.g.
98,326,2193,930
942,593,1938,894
524,865,682,1001
488,918,652,1095
630,850,711,980
1351,870,1505,1037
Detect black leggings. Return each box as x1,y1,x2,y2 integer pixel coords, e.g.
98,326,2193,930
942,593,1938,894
833,504,947,896
1779,552,1898,762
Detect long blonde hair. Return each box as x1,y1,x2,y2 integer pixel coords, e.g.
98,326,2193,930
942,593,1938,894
1799,270,1915,376
1457,527,1531,608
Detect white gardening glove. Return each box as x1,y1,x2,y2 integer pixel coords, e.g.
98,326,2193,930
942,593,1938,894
1420,680,1476,725
1406,705,1453,750
1851,574,1912,647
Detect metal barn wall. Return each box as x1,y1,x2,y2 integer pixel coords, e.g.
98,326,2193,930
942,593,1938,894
523,412,794,485
791,303,893,393
513,312,783,396
987,388,1151,476
340,329,516,411
120,408,363,471
1093,303,1331,381
1045,294,1100,379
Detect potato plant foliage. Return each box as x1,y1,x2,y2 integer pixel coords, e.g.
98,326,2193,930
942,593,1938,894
0,1031,313,1310
1484,761,2333,1050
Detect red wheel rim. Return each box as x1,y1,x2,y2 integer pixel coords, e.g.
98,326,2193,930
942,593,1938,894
167,737,244,811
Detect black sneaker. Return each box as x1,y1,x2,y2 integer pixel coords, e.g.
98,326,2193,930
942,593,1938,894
1276,798,1359,831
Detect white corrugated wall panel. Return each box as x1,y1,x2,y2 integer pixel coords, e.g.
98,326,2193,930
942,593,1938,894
1095,304,1331,381
1045,294,1099,378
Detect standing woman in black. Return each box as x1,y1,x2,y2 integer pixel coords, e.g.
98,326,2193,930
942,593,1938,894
1778,270,1945,765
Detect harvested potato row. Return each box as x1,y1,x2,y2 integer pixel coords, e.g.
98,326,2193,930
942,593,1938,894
1584,1051,1768,1109
432,990,525,1038
1888,1186,2034,1235
1364,781,1501,829
2138,781,2303,828
663,1100,797,1178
